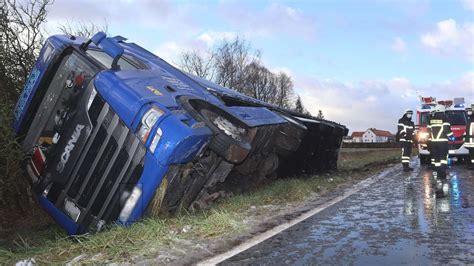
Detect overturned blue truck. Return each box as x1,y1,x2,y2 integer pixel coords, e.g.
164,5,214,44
12,32,348,235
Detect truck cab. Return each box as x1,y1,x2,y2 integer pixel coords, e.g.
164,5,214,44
12,32,348,235
417,97,468,164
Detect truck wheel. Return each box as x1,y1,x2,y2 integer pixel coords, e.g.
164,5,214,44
200,109,251,164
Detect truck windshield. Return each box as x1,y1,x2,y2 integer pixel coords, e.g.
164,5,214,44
419,112,430,126
23,51,100,150
86,49,141,70
446,110,467,125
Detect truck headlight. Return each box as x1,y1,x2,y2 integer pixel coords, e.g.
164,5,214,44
87,88,98,110
137,106,164,144
119,186,142,222
150,128,162,153
418,132,429,142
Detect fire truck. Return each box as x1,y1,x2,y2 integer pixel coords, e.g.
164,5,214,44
416,97,469,164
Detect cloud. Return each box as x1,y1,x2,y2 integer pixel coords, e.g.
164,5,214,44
152,30,239,64
154,41,182,63
460,0,474,10
46,0,199,35
294,73,473,133
196,31,238,47
218,2,317,40
420,19,474,61
390,37,407,53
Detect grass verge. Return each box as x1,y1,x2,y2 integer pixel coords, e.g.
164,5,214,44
0,102,29,209
0,148,400,264
0,103,53,247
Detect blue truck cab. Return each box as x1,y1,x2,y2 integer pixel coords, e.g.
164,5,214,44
13,32,347,235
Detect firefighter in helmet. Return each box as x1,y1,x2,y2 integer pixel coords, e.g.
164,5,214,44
464,105,474,169
396,109,415,171
427,105,453,179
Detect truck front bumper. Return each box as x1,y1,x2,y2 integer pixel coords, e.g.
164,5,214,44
418,143,469,156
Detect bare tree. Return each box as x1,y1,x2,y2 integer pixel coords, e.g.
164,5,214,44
214,37,260,94
177,35,297,110
179,49,215,81
242,61,273,103
0,0,51,99
58,20,108,38
274,72,294,109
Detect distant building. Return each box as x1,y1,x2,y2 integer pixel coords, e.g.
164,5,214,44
342,136,353,143
349,128,395,143
351,131,364,143
362,128,394,143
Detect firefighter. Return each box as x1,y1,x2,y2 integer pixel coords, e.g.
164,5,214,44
397,109,415,171
427,105,453,180
464,106,474,169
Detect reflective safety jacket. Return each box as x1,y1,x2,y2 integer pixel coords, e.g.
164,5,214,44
397,116,415,142
465,116,474,147
427,116,453,142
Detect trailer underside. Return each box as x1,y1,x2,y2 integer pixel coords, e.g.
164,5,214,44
150,115,348,215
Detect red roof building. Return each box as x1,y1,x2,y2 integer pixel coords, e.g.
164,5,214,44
351,131,364,138
369,128,393,138
348,128,394,143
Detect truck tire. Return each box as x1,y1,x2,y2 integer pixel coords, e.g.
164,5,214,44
199,109,252,164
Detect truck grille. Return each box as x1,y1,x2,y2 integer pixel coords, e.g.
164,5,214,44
54,94,145,228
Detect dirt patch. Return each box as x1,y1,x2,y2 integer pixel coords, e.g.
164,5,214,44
0,198,53,249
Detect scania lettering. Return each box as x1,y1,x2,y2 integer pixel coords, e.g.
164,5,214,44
57,124,85,173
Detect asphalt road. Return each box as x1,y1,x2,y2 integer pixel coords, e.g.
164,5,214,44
223,161,474,265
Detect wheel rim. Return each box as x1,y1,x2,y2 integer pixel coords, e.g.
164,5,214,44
201,109,246,141
212,115,246,141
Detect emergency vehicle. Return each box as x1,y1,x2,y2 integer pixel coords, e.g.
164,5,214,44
416,97,469,164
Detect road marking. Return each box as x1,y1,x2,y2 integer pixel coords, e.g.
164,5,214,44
198,165,402,265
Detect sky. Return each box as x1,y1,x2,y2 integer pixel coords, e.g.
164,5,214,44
43,0,474,133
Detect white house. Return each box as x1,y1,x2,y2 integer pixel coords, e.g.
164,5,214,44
350,128,394,143
362,128,394,143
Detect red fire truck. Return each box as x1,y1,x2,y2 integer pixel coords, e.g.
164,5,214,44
416,97,469,164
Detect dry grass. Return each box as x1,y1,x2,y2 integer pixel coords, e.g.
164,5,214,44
339,148,400,171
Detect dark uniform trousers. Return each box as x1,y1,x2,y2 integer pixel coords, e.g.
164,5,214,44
430,141,449,178
400,141,412,167
468,147,474,164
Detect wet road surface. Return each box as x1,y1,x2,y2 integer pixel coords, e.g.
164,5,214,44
223,161,474,265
